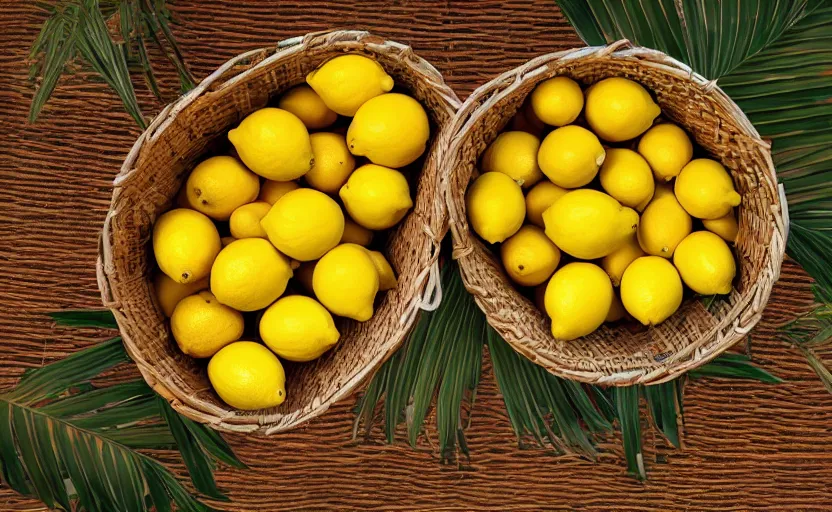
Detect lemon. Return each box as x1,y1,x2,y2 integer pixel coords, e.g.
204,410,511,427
637,123,693,181
605,294,627,323
306,54,394,116
500,225,561,287
305,132,356,194
347,93,430,168
154,273,209,317
542,189,638,260
365,250,397,291
210,238,293,311
171,291,244,358
260,295,340,362
228,108,313,180
537,125,605,188
208,341,286,410
340,217,374,246
153,208,221,284
229,201,271,239
637,185,692,258
599,148,655,211
294,261,316,293
601,235,645,286
703,211,738,243
466,172,525,244
620,256,683,326
278,84,338,130
481,131,543,188
313,243,379,321
510,101,546,136
185,156,260,221
673,231,736,295
261,188,344,261
259,180,299,205
544,262,613,341
339,164,413,230
525,181,568,228
530,76,584,126
675,159,742,219
585,77,661,142
221,236,236,247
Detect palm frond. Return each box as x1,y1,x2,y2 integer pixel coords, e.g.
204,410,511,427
29,0,193,127
353,263,485,463
0,333,244,511
556,0,832,298
49,309,118,328
781,285,832,391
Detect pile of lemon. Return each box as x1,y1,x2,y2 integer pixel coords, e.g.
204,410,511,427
467,76,740,341
152,54,430,409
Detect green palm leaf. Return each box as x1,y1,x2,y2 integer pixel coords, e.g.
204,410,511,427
1,335,244,511
556,0,832,292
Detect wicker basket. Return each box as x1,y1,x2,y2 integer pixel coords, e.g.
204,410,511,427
444,40,788,386
97,30,460,434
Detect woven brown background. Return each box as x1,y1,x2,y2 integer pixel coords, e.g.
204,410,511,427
2,1,831,510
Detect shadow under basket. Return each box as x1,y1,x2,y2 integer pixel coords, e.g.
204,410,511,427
97,30,460,434
443,40,788,386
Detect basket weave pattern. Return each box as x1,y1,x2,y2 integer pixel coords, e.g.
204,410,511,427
97,30,460,433
444,41,787,386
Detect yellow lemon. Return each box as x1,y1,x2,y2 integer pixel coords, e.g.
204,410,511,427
500,225,561,287
154,273,209,317
229,201,271,239
313,243,379,321
171,291,244,358
703,211,739,243
673,231,736,295
466,172,525,244
637,185,692,258
510,100,546,136
525,181,568,228
261,188,344,261
294,261,316,293
305,132,356,194
481,131,543,188
185,156,260,221
153,208,220,284
637,123,693,181
259,180,299,205
306,54,394,116
585,77,660,142
208,341,286,410
605,294,627,323
347,93,430,168
620,256,683,326
277,84,338,130
537,125,606,188
228,107,313,180
221,236,236,247
601,235,645,286
365,250,397,291
542,189,638,260
339,164,413,230
544,262,613,341
340,217,374,246
530,76,584,126
675,159,742,219
210,238,293,311
599,148,655,211
260,295,340,362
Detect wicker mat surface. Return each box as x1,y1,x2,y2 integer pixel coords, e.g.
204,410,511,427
2,1,831,510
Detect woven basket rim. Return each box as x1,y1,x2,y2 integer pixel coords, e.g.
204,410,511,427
441,39,788,386
97,29,461,433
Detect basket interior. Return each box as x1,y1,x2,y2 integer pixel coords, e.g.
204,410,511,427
105,38,454,432
449,54,781,383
